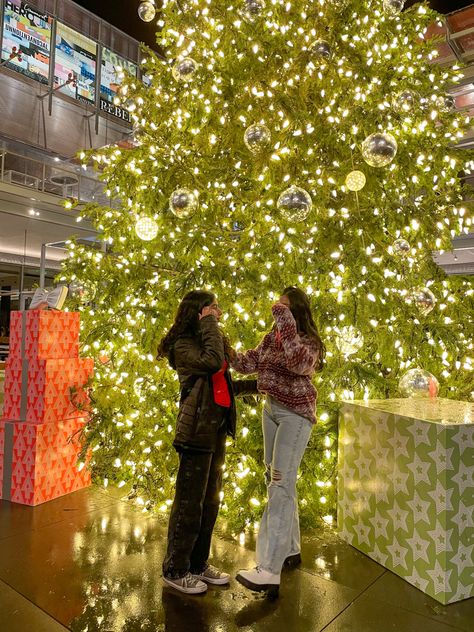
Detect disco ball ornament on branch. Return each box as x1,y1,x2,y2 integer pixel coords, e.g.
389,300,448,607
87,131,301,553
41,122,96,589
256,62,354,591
335,326,364,356
135,216,158,241
361,132,398,168
309,39,332,61
391,238,411,257
383,0,405,15
69,281,93,303
412,287,436,316
345,170,366,192
437,94,456,112
399,368,439,399
244,124,271,153
277,186,312,222
392,90,417,114
137,1,156,22
169,188,199,218
172,57,198,82
243,0,265,21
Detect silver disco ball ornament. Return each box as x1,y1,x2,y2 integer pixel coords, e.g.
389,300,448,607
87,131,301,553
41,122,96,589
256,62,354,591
309,39,332,61
172,57,198,82
244,123,271,153
69,281,93,303
383,0,405,15
277,186,313,222
335,326,364,356
437,94,456,112
243,0,266,21
399,368,439,399
361,132,398,168
412,287,436,316
392,90,417,114
138,1,156,22
392,238,411,257
135,216,158,241
169,188,199,218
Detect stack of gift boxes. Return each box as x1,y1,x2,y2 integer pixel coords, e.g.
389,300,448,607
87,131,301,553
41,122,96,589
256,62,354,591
0,310,93,505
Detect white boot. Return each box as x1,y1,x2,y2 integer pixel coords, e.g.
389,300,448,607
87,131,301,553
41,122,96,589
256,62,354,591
236,567,280,598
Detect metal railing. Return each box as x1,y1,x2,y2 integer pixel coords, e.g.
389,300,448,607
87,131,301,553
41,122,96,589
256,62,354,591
0,148,110,207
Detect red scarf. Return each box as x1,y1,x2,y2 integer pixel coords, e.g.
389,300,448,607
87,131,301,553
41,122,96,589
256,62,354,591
212,360,231,407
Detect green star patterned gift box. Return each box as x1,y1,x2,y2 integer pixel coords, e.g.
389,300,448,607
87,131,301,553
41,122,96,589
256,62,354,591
337,399,474,605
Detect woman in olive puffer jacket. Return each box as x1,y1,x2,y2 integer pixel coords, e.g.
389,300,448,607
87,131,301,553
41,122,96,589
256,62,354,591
157,289,256,595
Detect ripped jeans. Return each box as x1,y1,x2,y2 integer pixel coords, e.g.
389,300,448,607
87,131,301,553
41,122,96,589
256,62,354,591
256,397,313,575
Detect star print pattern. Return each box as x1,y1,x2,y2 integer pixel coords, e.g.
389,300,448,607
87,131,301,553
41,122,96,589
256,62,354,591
338,400,474,605
371,512,390,541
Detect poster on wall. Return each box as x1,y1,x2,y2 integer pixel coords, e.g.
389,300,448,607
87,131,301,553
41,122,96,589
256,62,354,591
99,47,137,122
1,0,52,84
54,21,97,104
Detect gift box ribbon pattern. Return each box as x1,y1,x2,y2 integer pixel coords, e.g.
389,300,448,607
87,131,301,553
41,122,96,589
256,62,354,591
2,357,93,424
1,418,90,504
9,311,80,360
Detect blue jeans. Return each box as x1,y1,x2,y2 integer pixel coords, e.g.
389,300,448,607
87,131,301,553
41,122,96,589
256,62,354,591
256,397,313,575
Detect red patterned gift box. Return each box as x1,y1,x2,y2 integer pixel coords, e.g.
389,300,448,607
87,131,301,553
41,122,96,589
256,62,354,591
0,417,91,506
2,357,94,424
9,311,80,360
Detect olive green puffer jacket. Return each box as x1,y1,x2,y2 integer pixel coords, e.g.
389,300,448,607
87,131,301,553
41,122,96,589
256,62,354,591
172,315,257,453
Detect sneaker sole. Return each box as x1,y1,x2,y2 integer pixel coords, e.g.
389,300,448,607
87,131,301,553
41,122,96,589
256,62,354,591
162,576,207,594
196,575,230,585
236,573,279,599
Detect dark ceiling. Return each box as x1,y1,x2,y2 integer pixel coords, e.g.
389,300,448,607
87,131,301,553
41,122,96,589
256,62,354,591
74,1,473,48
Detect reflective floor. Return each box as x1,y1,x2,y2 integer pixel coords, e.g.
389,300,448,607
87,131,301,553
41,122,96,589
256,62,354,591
0,487,472,631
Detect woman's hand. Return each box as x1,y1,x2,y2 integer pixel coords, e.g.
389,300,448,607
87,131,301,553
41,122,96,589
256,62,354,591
199,305,220,320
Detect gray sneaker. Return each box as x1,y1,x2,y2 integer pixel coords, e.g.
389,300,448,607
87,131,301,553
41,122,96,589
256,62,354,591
163,572,207,594
193,564,230,585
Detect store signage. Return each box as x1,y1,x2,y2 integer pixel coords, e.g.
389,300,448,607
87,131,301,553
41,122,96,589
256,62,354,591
99,47,136,122
1,3,140,123
99,99,132,122
54,21,97,104
1,0,52,84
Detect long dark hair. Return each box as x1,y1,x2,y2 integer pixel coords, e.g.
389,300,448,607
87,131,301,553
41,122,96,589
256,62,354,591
282,286,326,371
157,290,215,366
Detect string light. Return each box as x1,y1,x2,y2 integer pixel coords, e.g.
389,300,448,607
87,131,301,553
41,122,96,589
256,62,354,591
345,170,367,192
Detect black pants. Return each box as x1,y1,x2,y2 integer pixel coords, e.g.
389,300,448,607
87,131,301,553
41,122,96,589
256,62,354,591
162,426,227,578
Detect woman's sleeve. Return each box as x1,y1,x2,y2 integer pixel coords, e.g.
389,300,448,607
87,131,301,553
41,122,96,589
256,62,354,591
230,339,264,375
232,379,259,397
174,315,224,374
272,304,318,375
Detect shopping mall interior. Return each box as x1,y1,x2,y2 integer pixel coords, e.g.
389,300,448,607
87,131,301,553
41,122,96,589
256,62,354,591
0,0,473,630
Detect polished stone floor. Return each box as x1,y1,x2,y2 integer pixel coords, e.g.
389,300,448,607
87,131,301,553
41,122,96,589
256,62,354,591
0,486,473,632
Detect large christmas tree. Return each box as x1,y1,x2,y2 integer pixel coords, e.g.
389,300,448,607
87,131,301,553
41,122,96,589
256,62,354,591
61,0,474,533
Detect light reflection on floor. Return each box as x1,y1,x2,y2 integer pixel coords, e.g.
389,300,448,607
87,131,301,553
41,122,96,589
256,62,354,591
0,487,472,632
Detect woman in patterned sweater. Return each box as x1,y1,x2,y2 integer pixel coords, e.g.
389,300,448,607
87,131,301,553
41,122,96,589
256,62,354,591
231,286,325,598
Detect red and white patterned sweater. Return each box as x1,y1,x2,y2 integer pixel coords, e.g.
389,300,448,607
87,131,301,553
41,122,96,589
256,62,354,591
231,304,320,423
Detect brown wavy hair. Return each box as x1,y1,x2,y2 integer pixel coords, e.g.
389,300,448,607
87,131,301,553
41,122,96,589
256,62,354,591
157,290,215,366
282,286,325,371
157,290,232,368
